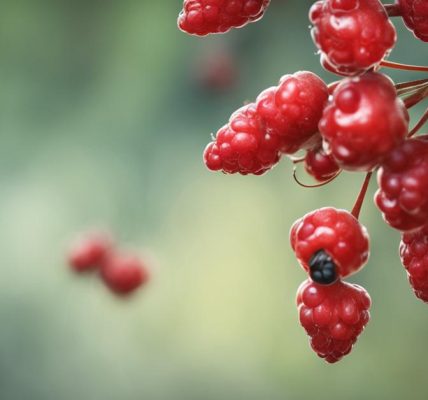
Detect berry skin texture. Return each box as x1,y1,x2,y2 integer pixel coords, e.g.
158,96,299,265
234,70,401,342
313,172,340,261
310,0,397,74
68,234,112,273
290,208,370,281
256,71,329,154
398,0,428,42
319,72,409,172
305,146,340,182
101,254,149,296
204,103,281,175
375,138,428,233
178,0,270,36
297,279,371,363
400,225,428,302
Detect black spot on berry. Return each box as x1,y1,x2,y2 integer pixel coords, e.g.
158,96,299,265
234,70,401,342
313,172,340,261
309,249,338,285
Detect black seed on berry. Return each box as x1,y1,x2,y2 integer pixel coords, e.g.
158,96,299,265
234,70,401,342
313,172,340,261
309,249,338,285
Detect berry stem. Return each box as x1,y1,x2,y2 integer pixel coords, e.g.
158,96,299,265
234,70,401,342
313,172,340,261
384,4,402,17
404,86,428,109
293,167,341,188
351,172,373,220
395,79,428,95
380,60,428,73
408,108,428,138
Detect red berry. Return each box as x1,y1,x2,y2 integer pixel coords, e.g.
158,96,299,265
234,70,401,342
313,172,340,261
310,0,397,74
290,208,370,283
375,137,428,232
178,0,271,36
319,72,409,172
101,253,149,295
68,233,112,273
305,145,340,182
204,103,282,175
400,224,428,302
297,279,371,363
398,0,428,42
256,71,329,154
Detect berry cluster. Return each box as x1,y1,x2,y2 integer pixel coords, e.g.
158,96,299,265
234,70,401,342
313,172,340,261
179,0,428,362
68,231,150,296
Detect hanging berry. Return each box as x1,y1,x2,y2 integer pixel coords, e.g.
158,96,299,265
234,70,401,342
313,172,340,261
397,0,428,42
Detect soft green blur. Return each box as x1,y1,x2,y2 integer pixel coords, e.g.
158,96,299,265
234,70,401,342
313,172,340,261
0,1,427,399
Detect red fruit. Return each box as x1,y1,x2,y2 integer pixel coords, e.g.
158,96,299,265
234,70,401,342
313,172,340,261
310,0,397,74
398,0,428,42
68,233,112,273
305,146,340,182
375,138,428,232
290,208,370,283
178,0,270,36
256,71,329,154
400,224,428,302
101,253,149,295
297,279,371,363
319,72,409,172
204,103,282,175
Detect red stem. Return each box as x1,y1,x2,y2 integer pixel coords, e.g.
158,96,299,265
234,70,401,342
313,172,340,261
380,60,428,73
384,4,402,17
395,78,428,91
351,172,373,220
408,108,428,138
404,86,428,109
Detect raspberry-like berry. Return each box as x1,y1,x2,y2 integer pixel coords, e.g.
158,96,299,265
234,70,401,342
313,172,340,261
310,0,397,74
290,207,370,282
178,0,271,36
256,71,329,154
375,137,428,232
204,103,282,175
319,72,409,172
101,253,149,295
400,225,428,302
398,0,428,42
68,233,112,273
297,279,371,363
305,145,340,182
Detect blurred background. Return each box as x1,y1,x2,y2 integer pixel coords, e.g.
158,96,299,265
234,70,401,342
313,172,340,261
0,1,427,399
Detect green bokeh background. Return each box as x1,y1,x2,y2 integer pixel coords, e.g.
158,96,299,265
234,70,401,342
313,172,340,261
0,1,427,399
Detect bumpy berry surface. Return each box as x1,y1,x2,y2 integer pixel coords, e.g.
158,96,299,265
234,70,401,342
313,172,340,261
204,103,282,175
305,146,340,182
68,234,112,273
319,72,409,172
178,0,270,36
256,71,329,154
310,0,397,74
375,138,428,232
398,0,428,42
297,279,371,363
290,208,370,281
400,225,428,302
101,254,149,295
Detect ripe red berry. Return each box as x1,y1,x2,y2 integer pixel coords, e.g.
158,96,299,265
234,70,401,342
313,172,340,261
305,145,340,182
375,137,428,232
310,0,397,74
297,279,371,363
68,233,112,273
319,72,409,172
178,0,271,36
290,208,370,283
400,224,428,302
256,71,329,154
398,0,428,42
204,103,282,175
101,253,149,295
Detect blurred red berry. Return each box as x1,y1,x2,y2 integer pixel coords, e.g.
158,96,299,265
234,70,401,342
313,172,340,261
290,207,370,283
305,146,340,182
319,72,409,172
297,279,371,363
101,253,149,295
310,0,396,74
68,233,112,273
178,0,271,36
398,0,428,42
